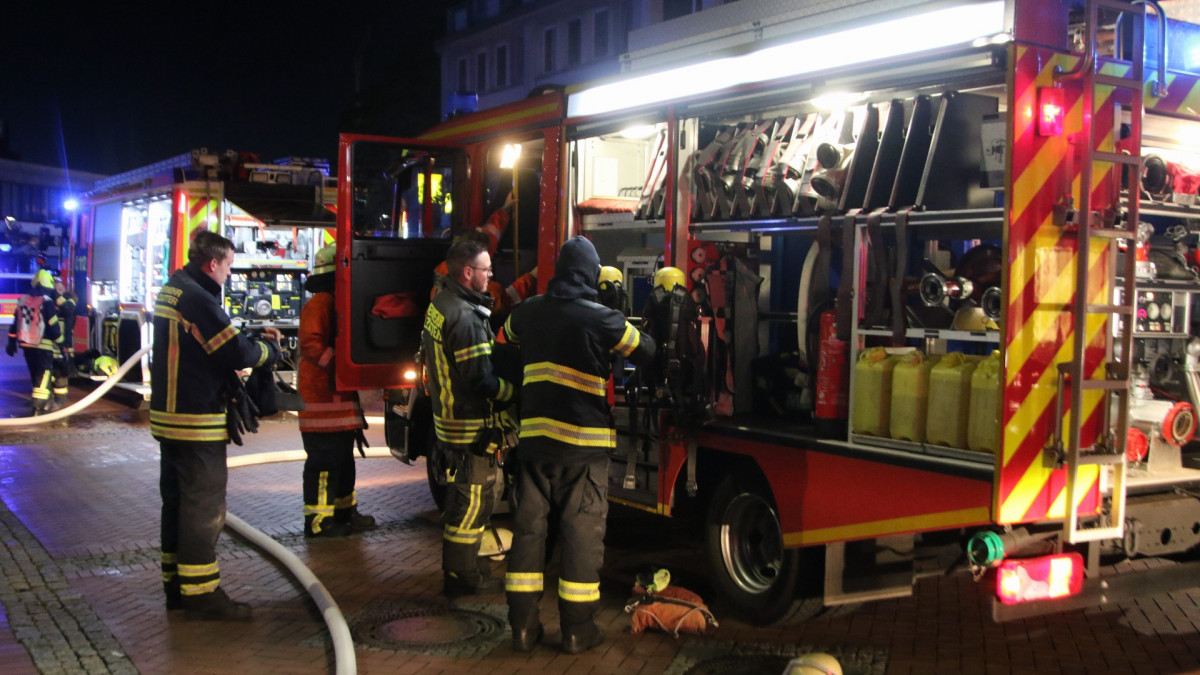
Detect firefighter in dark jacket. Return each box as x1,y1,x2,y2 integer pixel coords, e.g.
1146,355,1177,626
6,269,62,415
151,230,281,621
51,279,77,401
298,244,376,537
421,235,515,598
502,236,656,654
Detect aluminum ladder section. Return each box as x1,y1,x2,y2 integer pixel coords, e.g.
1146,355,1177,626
1054,0,1145,544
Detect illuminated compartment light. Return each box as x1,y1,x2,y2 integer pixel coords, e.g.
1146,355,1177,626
403,368,418,382
567,1,1006,117
996,552,1083,605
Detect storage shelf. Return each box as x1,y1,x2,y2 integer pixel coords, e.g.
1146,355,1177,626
849,433,997,465
688,207,1005,236
858,327,1001,343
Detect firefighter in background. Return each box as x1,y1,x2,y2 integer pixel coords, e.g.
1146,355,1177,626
422,235,516,598
6,269,62,415
51,279,77,400
151,230,281,621
298,244,377,538
502,236,656,654
432,191,538,327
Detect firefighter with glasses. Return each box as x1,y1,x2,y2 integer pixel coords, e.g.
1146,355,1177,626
421,235,515,597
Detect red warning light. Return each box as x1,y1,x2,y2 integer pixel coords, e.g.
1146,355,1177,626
1037,87,1065,137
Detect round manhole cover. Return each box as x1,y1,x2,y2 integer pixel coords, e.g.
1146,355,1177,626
683,655,791,675
352,607,506,651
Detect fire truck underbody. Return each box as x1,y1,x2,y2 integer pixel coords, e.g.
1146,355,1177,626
336,0,1200,625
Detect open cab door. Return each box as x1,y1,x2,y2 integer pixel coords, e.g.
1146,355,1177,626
335,133,467,391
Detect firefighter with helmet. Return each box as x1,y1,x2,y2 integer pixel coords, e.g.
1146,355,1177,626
297,243,376,537
6,269,63,415
502,236,656,654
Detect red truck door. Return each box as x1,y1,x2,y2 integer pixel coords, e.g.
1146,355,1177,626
334,133,468,391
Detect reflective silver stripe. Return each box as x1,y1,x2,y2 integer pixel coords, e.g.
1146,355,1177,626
612,321,641,356
523,361,606,397
558,578,600,602
519,417,616,448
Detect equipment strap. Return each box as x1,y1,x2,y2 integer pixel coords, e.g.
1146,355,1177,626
891,208,913,342
864,210,887,329
836,211,860,341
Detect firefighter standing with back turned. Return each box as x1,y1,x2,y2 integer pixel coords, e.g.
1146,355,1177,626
502,236,656,654
297,244,377,537
6,269,62,415
422,235,515,597
151,230,281,620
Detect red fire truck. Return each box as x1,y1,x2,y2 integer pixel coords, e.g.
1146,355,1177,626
70,149,337,389
334,0,1200,624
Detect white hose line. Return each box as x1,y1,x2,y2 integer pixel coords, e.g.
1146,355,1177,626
226,447,392,675
225,513,357,675
0,345,152,426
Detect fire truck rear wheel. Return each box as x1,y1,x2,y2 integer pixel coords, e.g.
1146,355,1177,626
705,475,813,625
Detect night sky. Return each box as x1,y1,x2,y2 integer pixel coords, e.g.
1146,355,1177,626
3,2,448,178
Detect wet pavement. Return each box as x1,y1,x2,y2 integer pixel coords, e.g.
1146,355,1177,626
0,358,1199,674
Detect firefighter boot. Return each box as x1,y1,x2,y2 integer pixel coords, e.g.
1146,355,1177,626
164,581,183,611
304,514,353,538
508,596,543,653
334,506,377,533
182,588,253,622
561,623,605,655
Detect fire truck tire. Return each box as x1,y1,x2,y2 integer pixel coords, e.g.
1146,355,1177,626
704,475,811,625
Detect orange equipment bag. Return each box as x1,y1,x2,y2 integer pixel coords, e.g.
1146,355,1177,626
625,583,718,637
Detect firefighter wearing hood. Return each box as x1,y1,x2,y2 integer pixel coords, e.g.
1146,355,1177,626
421,235,516,598
501,236,656,654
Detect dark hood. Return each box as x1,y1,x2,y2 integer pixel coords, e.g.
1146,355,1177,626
546,236,600,300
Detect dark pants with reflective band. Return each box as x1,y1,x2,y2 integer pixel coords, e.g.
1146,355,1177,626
22,347,53,409
506,456,608,636
302,430,358,533
160,440,228,597
442,444,496,584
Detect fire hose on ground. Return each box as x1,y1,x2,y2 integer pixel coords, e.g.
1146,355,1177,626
1,345,373,675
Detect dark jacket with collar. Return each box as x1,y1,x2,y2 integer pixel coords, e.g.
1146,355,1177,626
150,263,279,443
504,236,656,463
422,278,514,449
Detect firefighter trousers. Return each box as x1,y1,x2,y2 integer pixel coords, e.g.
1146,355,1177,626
505,456,608,636
22,347,53,411
301,430,359,534
159,440,228,598
442,444,497,585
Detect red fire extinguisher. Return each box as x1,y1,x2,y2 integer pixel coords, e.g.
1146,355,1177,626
814,307,849,436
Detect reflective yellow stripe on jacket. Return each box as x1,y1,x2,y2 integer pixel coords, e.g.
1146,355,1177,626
523,361,606,397
519,417,616,448
150,410,227,442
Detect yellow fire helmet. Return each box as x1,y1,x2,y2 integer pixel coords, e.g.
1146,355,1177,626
654,266,686,292
94,355,119,377
33,269,54,289
313,244,337,276
598,265,622,287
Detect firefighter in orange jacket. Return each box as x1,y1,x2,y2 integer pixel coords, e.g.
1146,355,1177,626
6,269,62,415
298,244,377,537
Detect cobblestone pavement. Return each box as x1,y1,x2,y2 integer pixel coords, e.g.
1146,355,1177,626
0,359,1199,674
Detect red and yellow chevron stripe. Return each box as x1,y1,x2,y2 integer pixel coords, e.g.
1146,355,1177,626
170,189,221,272
998,44,1126,525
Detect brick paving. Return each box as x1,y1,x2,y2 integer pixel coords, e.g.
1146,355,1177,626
0,359,1199,674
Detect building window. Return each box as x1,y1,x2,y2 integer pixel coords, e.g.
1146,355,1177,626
664,0,697,21
453,7,468,32
496,45,508,88
476,52,487,92
457,58,468,91
567,19,582,66
594,9,609,57
544,27,556,73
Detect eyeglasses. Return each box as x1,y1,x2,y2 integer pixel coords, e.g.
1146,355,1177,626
468,265,494,274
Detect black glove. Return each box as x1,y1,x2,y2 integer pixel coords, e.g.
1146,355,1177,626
227,401,245,446
6,337,16,357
